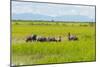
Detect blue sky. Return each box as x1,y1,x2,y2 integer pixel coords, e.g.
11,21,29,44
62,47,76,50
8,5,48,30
12,1,95,22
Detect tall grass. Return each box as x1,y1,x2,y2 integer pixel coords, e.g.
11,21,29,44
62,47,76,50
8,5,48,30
12,21,96,65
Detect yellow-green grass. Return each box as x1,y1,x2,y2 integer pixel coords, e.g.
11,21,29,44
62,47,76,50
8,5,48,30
12,21,96,65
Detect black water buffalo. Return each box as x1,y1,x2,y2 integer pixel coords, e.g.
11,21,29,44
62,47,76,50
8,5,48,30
68,32,78,41
26,34,62,42
26,34,37,42
47,36,61,42
36,36,47,42
47,37,57,42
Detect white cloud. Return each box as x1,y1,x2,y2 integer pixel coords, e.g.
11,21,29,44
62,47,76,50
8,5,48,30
12,1,95,19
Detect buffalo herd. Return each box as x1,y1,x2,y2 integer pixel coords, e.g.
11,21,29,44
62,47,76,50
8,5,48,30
25,32,78,42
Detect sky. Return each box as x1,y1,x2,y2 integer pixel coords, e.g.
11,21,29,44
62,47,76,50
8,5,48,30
12,1,95,22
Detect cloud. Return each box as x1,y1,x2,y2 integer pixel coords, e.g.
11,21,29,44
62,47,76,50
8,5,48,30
12,1,95,21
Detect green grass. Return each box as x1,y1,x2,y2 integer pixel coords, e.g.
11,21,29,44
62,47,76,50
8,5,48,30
12,21,96,65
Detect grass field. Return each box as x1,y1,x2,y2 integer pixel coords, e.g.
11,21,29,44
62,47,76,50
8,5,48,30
12,21,96,66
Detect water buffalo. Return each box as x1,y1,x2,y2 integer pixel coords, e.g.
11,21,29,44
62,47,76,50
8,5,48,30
47,37,57,42
68,32,78,41
26,35,62,42
26,34,37,42
47,36,61,42
36,36,47,42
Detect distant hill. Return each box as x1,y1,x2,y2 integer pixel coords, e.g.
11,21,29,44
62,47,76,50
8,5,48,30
12,13,95,22
54,15,94,22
